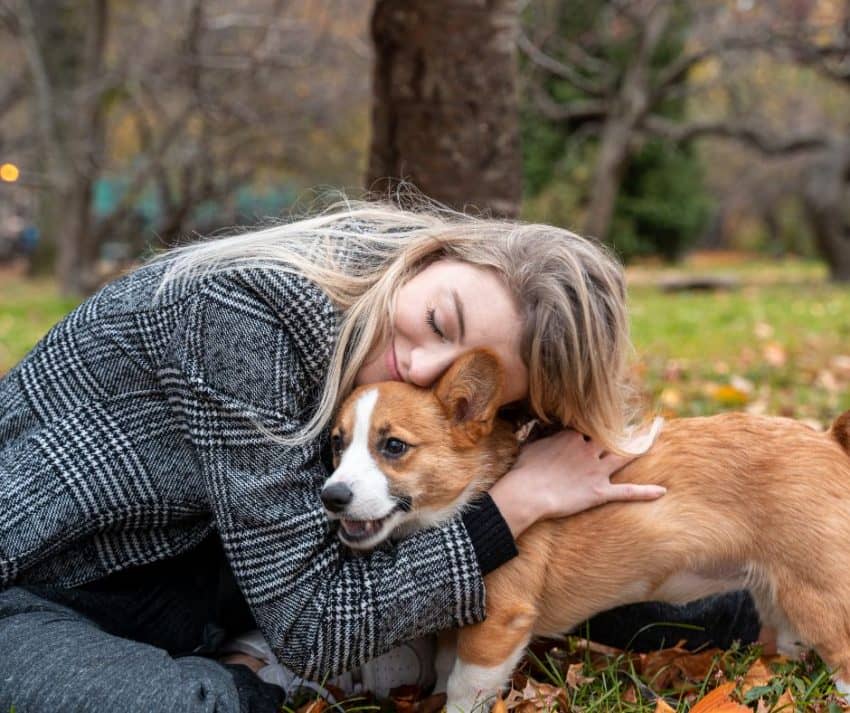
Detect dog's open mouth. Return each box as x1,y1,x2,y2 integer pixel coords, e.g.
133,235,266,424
339,515,392,544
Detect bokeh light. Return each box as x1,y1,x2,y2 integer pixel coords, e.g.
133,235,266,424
0,163,20,182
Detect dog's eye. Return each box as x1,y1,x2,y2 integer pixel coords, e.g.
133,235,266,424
381,437,409,458
331,434,343,455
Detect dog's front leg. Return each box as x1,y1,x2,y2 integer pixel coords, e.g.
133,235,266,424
445,609,535,713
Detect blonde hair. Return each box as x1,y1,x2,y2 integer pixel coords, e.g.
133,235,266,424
156,200,636,451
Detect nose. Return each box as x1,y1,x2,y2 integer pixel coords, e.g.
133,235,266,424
407,346,456,388
321,482,353,513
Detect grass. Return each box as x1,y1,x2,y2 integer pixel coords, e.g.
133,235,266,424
2,255,850,710
627,255,850,426
0,266,80,375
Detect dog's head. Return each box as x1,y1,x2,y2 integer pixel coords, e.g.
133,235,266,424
321,349,520,550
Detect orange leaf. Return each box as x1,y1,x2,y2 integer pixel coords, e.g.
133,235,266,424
655,699,676,713
689,682,749,713
741,659,774,693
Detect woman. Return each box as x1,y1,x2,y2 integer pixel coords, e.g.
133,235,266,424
0,203,757,712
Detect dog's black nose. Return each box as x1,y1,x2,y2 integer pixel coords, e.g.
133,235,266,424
321,483,353,513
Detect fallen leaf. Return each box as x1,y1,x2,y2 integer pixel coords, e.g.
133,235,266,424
565,662,595,689
754,322,774,339
741,659,773,693
655,699,676,713
817,369,840,393
706,383,750,407
830,355,850,378
641,645,722,690
531,682,568,710
660,386,683,409
731,375,754,394
690,682,749,713
763,343,787,367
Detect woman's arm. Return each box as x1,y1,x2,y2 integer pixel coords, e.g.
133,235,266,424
162,271,492,679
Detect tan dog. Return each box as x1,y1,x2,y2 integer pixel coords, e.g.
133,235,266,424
320,350,850,712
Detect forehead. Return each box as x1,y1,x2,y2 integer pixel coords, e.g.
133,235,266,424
407,259,510,296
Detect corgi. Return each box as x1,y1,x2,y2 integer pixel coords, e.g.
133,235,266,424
321,349,850,712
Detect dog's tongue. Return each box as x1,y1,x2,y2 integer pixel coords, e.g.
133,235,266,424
341,519,379,538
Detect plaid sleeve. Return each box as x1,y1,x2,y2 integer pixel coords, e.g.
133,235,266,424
161,271,485,679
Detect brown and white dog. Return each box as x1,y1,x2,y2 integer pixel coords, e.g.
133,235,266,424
321,349,850,712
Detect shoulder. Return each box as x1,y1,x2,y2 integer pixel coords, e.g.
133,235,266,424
190,268,339,395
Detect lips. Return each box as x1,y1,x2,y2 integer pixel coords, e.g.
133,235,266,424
385,340,402,381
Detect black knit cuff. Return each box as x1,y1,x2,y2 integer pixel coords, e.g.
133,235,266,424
461,493,519,576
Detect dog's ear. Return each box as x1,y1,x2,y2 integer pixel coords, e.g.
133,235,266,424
831,410,850,454
434,349,505,447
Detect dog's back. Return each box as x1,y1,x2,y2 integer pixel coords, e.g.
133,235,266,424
494,413,850,641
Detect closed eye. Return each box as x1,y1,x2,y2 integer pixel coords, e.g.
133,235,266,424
426,308,446,340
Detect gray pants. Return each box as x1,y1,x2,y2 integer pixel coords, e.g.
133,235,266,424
0,535,284,712
0,586,249,712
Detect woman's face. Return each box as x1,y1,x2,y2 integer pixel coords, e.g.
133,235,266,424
355,259,529,405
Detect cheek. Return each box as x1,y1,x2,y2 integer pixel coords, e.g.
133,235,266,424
355,344,386,386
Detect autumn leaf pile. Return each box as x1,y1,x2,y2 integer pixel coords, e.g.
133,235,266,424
285,637,849,713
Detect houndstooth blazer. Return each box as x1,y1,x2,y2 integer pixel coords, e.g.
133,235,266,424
0,261,501,678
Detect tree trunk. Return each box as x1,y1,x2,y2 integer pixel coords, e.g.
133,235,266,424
582,2,671,242
367,0,522,218
18,0,108,296
803,145,850,283
582,118,633,240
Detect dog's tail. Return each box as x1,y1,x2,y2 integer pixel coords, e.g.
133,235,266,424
830,410,850,455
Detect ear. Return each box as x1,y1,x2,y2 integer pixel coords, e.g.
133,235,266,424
434,349,505,447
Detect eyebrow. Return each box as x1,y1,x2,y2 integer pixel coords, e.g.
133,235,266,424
451,289,466,342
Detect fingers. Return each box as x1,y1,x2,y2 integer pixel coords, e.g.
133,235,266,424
603,482,667,502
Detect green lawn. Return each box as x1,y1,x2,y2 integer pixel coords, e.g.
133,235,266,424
628,258,850,426
0,271,80,375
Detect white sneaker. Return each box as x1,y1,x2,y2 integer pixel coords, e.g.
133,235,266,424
357,635,437,696
221,630,436,700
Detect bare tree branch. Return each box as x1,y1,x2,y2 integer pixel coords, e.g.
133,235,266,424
531,82,608,122
517,29,611,97
643,114,832,155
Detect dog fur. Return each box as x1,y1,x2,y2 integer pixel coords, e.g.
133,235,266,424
322,350,850,711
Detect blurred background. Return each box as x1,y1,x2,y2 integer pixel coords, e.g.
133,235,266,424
1,0,849,423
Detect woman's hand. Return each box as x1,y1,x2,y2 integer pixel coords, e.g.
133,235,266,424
489,429,666,540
